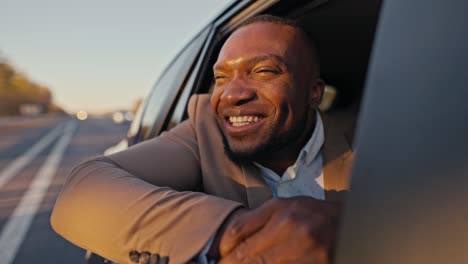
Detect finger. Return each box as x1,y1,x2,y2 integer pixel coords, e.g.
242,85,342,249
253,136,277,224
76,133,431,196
219,240,254,264
256,243,329,264
221,211,333,264
220,235,328,264
219,202,275,256
219,224,277,263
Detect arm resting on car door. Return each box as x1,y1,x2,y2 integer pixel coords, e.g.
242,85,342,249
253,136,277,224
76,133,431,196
51,120,243,264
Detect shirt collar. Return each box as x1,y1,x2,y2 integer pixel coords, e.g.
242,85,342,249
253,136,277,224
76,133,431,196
301,111,325,165
253,111,324,179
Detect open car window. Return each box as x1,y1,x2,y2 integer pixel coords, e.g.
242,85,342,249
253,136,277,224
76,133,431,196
160,0,381,148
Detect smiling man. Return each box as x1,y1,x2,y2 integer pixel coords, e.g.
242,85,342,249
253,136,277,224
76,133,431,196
211,16,323,175
51,15,354,264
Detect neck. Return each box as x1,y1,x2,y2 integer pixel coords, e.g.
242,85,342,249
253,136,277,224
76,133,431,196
256,110,317,175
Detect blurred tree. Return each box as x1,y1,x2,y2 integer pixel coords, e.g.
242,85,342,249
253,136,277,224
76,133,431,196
0,55,61,116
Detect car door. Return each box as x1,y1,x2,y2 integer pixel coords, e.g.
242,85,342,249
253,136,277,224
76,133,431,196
334,0,468,263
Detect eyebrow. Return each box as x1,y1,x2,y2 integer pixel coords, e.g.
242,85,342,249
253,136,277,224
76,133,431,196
247,54,288,67
213,54,288,71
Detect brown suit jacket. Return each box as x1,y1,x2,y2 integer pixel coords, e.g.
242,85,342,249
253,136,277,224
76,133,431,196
51,94,354,264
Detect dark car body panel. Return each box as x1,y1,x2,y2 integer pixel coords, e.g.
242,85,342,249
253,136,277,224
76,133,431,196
335,0,468,263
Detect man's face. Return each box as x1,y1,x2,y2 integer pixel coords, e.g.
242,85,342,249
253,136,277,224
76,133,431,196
211,22,322,159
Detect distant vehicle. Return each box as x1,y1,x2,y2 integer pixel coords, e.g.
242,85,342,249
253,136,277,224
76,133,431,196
19,104,44,116
76,110,88,121
112,111,133,125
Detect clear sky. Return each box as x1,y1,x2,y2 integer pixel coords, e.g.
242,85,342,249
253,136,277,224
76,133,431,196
0,0,233,113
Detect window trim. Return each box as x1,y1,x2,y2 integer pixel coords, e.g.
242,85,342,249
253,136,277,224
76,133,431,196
137,27,211,141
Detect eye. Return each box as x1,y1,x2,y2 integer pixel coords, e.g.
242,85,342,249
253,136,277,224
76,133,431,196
256,65,283,73
252,67,282,78
214,73,228,85
213,72,228,80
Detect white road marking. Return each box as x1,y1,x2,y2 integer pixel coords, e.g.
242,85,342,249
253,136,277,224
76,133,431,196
0,121,77,264
0,123,64,190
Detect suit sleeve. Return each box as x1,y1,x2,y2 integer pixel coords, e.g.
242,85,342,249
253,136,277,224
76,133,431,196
50,97,243,264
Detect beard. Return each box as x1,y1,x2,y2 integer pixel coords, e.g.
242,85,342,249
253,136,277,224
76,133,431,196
222,112,312,164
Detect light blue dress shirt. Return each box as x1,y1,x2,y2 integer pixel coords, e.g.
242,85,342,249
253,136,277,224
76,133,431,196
197,111,325,263
254,111,325,199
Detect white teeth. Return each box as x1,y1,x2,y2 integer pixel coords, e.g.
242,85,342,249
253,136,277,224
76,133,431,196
228,115,261,127
233,122,247,127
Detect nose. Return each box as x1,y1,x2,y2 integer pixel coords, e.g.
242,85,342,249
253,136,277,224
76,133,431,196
220,79,256,106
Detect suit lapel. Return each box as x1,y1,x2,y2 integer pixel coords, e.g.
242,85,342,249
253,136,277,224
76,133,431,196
241,162,272,209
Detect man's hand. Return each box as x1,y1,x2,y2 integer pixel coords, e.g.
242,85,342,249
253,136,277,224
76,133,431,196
216,197,341,264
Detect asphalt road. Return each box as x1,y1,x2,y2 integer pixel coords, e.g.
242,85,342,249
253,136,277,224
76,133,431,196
0,115,129,264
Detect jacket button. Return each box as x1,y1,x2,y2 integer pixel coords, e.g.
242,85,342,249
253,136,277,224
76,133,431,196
139,251,151,264
129,250,140,263
149,254,160,264
159,256,169,264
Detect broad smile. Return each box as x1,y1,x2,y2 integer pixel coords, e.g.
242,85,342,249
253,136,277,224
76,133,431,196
224,114,265,136
228,115,262,127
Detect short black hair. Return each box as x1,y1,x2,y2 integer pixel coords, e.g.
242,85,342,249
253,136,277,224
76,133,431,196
238,14,300,29
237,14,320,72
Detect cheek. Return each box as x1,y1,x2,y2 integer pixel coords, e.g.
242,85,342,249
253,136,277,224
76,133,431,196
263,91,293,126
210,88,223,112
268,90,306,127
262,84,295,113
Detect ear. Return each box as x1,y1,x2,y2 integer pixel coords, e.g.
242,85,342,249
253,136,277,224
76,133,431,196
309,78,325,109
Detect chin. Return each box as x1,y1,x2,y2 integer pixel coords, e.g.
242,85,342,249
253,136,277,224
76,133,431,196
223,137,271,162
227,143,257,159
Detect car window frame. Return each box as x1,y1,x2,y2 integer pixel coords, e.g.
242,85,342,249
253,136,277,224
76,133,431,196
136,27,211,141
